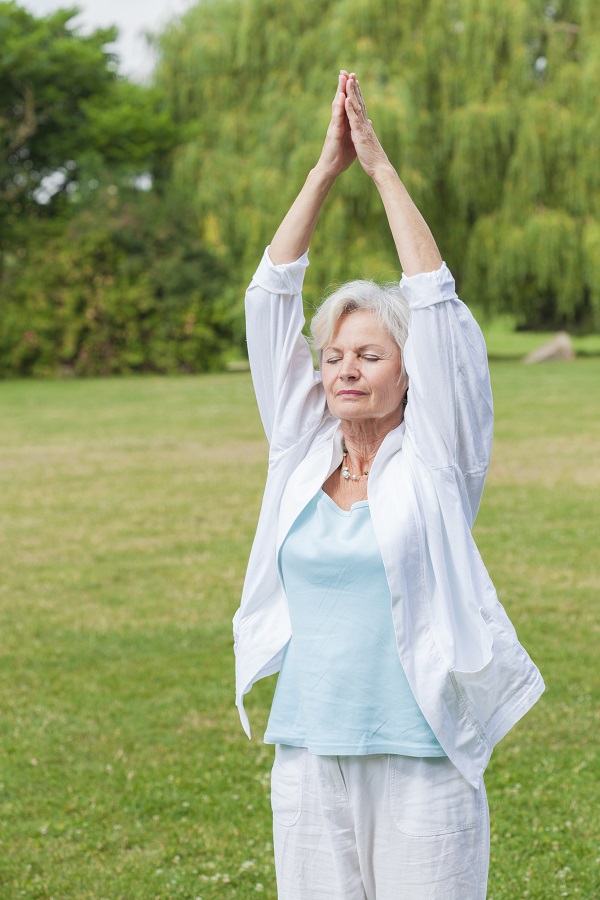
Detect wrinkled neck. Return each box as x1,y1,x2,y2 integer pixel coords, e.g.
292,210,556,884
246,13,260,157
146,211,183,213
340,410,403,474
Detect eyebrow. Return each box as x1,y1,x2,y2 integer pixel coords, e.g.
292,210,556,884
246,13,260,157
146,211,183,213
323,343,387,354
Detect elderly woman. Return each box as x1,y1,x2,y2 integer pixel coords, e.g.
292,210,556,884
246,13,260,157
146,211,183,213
233,71,544,899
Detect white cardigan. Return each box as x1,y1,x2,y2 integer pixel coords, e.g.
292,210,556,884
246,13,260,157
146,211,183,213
233,248,544,789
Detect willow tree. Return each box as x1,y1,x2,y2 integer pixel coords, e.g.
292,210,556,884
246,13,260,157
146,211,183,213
154,0,600,331
435,0,600,331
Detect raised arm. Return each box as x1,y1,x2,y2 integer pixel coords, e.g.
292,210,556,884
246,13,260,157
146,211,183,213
268,70,357,264
342,77,492,518
344,75,442,276
246,72,359,442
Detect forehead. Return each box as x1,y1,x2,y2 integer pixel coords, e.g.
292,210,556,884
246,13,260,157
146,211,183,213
328,309,395,348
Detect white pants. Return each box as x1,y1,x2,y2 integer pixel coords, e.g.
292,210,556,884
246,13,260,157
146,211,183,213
271,745,489,899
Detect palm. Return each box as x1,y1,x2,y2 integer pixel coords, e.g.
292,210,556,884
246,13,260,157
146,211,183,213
321,114,356,176
338,120,357,172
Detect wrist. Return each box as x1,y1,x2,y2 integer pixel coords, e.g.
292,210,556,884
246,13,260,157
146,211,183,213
310,162,339,191
371,161,398,188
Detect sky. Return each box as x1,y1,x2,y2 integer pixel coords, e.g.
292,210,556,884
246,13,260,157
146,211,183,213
21,0,194,80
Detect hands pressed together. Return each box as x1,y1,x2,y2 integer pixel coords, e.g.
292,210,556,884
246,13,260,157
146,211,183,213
268,68,440,272
317,70,392,182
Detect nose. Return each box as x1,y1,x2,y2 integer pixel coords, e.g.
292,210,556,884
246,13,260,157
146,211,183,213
339,354,360,380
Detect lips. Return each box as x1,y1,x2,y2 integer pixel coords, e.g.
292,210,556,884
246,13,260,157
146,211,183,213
337,390,365,397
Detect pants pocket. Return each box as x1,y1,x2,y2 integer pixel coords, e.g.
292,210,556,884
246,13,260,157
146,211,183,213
271,744,304,827
389,755,483,836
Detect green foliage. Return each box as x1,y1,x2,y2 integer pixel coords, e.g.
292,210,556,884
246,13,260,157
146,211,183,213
0,188,231,376
0,2,233,379
154,0,600,330
3,0,598,381
0,1,177,245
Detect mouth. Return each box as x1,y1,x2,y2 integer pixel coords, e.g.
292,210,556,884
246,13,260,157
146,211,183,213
337,390,366,397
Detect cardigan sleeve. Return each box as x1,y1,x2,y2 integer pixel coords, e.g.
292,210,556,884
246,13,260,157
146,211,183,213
245,247,325,449
401,263,494,524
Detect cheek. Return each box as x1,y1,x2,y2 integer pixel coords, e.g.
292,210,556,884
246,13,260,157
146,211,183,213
322,372,340,407
378,371,405,406
321,369,334,395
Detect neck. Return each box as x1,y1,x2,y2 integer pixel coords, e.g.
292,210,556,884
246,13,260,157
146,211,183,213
340,412,403,474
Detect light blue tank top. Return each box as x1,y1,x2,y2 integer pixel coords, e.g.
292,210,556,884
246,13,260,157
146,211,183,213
264,489,444,756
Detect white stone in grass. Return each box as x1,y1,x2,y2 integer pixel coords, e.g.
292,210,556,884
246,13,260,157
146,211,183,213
523,332,576,363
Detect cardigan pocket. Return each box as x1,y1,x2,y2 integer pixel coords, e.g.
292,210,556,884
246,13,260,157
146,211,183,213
450,609,532,731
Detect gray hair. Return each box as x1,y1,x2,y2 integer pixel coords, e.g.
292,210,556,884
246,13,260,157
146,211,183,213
310,280,411,377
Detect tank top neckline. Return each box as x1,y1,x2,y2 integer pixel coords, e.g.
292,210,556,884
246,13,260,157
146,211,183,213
317,488,369,516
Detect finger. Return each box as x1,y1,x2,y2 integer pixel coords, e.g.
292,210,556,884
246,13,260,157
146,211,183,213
354,79,369,118
332,90,348,122
346,75,360,105
345,94,359,120
334,69,349,101
332,76,342,105
345,80,364,121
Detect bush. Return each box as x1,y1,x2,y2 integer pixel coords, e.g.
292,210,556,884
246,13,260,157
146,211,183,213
0,189,235,377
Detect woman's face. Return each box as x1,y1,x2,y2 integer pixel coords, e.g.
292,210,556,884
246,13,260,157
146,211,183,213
321,310,407,426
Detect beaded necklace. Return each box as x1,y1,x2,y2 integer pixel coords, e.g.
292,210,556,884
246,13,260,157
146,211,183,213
340,443,369,481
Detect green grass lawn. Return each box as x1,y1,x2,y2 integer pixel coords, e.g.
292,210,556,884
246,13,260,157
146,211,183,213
1,361,598,899
476,315,600,360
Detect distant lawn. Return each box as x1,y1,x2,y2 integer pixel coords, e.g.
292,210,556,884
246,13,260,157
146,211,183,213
1,361,598,899
476,313,600,359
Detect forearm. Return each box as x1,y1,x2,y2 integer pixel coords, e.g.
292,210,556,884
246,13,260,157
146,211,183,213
268,165,336,265
373,164,442,277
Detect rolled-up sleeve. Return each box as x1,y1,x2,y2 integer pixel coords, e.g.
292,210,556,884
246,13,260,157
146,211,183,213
245,247,323,447
402,263,494,520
